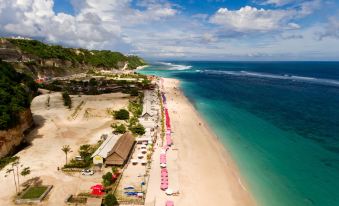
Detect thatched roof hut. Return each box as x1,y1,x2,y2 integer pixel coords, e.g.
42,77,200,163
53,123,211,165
105,132,135,166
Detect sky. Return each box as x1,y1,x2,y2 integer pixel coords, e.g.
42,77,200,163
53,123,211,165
0,0,339,60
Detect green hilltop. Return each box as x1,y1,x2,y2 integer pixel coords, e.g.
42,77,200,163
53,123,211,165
7,39,146,69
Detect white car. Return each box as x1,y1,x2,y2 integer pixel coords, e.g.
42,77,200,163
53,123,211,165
81,169,94,176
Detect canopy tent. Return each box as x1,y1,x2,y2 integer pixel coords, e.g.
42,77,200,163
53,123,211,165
90,184,104,196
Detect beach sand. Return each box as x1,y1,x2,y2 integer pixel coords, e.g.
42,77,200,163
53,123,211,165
0,92,129,205
160,78,255,206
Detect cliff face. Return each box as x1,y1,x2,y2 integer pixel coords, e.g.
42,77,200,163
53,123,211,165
0,38,146,79
0,109,33,158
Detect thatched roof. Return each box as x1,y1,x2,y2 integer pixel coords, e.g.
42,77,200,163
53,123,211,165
105,132,135,166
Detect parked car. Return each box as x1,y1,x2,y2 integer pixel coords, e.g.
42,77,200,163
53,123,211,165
81,169,94,176
75,156,84,161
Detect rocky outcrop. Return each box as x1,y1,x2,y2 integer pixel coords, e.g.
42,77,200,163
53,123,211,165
0,109,33,158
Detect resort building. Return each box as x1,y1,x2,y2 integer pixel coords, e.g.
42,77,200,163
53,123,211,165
141,90,159,121
91,135,119,165
105,132,136,166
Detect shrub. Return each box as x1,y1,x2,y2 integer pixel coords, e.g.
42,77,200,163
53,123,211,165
114,124,126,134
130,123,145,135
104,194,118,206
113,109,129,120
62,92,72,108
102,172,113,186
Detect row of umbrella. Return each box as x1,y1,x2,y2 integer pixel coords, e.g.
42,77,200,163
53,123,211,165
161,87,174,206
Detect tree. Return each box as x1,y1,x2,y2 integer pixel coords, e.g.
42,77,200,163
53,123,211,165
21,167,31,177
102,172,113,186
130,123,145,135
6,167,18,194
112,167,119,175
113,109,129,120
130,88,139,96
12,159,20,191
62,92,72,108
114,124,126,134
104,193,118,206
61,145,71,165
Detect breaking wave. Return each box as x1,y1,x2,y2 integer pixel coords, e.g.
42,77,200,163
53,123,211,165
200,70,339,87
158,62,192,70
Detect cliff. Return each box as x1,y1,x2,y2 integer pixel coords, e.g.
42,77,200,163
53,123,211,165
0,61,37,158
0,109,33,158
0,38,146,79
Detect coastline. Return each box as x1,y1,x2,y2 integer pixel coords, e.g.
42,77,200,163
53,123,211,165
162,77,256,205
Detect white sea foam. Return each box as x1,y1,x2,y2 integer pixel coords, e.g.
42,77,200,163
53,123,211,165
202,70,339,87
159,62,192,70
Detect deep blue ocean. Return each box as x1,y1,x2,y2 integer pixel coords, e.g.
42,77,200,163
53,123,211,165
139,61,339,206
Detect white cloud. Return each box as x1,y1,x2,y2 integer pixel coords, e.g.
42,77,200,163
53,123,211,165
0,0,178,49
317,16,339,40
262,0,296,6
209,6,297,32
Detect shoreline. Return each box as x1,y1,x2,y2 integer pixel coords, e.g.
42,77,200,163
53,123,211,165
162,77,256,205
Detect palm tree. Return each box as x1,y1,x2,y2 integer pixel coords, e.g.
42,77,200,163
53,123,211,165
6,168,17,194
61,145,71,165
12,159,20,191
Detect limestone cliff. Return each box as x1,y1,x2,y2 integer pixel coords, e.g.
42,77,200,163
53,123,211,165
0,109,33,158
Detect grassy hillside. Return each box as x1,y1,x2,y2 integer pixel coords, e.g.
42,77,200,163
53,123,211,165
0,60,38,130
7,39,146,69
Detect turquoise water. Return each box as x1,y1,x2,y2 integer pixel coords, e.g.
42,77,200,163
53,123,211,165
139,62,339,206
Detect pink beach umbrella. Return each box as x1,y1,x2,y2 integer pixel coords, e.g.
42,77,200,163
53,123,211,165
166,200,174,206
161,184,168,190
161,174,168,178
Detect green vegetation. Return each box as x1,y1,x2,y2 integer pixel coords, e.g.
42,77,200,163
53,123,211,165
129,123,146,135
113,109,130,120
8,39,146,69
21,186,48,199
112,123,127,134
128,100,142,117
0,156,19,170
0,60,37,130
102,172,114,187
104,194,118,206
62,92,72,108
64,144,97,169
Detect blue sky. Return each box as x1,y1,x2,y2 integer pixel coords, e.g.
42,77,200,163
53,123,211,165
1,0,339,60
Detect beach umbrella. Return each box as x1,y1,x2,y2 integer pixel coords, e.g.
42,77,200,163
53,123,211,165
141,160,147,165
161,173,168,179
138,154,144,159
165,189,173,195
161,183,168,190
165,200,174,206
160,163,167,168
131,159,138,165
141,149,147,154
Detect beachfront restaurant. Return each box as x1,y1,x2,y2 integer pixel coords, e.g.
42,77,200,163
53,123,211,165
91,132,135,166
105,132,136,166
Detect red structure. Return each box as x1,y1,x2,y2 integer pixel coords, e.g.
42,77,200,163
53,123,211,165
90,184,105,196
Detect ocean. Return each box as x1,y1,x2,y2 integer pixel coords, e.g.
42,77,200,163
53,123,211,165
138,61,339,206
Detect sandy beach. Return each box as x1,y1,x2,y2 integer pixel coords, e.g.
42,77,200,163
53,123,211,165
159,78,255,206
